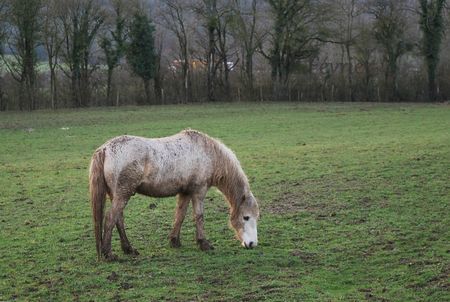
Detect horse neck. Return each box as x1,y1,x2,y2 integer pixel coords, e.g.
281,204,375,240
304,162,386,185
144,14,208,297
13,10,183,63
212,144,249,211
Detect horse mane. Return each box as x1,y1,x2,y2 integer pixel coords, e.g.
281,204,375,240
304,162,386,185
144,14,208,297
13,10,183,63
181,129,249,213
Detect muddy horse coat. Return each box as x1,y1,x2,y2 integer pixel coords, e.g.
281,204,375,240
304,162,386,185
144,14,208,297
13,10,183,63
89,129,259,260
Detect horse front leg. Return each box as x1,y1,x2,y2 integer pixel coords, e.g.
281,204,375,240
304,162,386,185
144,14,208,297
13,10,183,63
169,193,190,248
116,211,139,256
102,196,128,261
192,189,214,251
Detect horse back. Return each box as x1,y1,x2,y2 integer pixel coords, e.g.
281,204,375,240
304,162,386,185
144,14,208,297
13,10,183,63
103,134,214,197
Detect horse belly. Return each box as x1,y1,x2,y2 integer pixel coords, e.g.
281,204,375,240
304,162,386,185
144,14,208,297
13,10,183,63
137,164,199,197
136,179,184,198
137,165,209,197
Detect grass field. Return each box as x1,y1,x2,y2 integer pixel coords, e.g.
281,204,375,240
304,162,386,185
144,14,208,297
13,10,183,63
0,102,449,301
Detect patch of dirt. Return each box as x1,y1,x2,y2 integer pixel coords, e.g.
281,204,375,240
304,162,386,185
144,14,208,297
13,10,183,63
208,278,224,286
259,284,283,294
291,250,319,264
428,265,450,289
382,241,396,251
13,197,34,204
359,196,373,207
358,288,390,301
366,293,389,301
242,294,260,302
264,178,349,217
107,271,119,282
112,293,121,302
363,239,398,258
119,282,133,290
196,276,204,282
39,277,64,290
348,217,367,225
265,176,391,217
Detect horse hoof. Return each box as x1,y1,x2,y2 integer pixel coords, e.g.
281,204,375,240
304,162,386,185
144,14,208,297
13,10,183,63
124,247,140,256
198,239,214,251
170,237,181,248
104,253,119,262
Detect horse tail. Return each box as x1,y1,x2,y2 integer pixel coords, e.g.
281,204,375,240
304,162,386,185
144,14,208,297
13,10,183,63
89,148,107,260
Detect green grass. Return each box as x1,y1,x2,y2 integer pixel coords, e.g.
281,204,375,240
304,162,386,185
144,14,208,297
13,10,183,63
0,102,449,301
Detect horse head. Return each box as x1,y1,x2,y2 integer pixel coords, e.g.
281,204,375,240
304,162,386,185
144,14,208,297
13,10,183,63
230,192,259,249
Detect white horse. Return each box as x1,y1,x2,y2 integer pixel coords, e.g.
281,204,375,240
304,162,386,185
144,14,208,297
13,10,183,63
89,129,259,261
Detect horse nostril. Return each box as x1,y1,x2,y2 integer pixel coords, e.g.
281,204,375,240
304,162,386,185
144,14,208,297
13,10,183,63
249,241,254,248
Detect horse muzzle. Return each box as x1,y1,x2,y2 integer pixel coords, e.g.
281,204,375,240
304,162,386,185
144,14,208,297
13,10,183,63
242,240,257,249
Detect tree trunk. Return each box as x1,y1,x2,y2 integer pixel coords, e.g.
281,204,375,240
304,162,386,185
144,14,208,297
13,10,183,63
18,81,25,110
183,64,188,104
385,59,398,102
245,52,254,93
50,67,57,109
107,68,113,106
0,77,4,111
28,80,35,111
345,42,354,102
24,57,35,111
223,55,230,100
427,63,437,101
182,60,191,104
80,63,90,107
206,0,216,103
71,69,79,107
207,26,216,102
154,48,162,104
364,62,370,101
143,79,151,105
392,65,398,101
154,77,162,104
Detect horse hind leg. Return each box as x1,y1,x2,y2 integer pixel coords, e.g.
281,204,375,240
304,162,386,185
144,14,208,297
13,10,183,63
169,193,190,248
116,211,139,256
102,195,129,261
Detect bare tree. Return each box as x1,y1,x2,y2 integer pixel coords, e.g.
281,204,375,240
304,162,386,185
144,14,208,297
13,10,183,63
100,0,127,106
215,1,239,100
42,0,63,109
418,0,446,101
261,0,322,98
160,0,193,103
194,0,219,102
1,0,450,109
0,0,8,110
230,0,262,96
354,23,378,101
324,0,363,102
3,0,42,110
369,0,413,101
58,0,104,107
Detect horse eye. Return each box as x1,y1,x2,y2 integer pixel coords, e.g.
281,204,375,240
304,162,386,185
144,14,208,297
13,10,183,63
243,216,250,221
